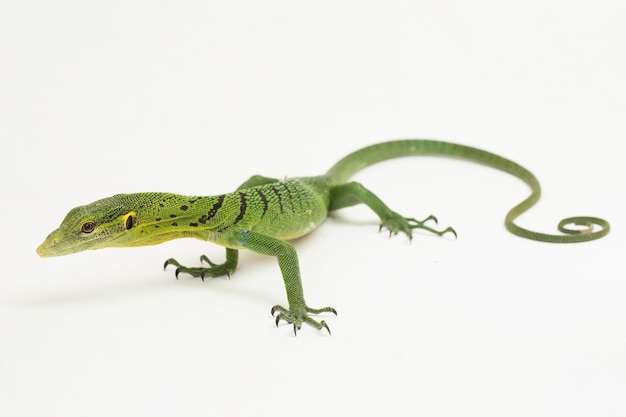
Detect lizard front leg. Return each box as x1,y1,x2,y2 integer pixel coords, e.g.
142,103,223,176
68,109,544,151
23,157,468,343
236,229,336,335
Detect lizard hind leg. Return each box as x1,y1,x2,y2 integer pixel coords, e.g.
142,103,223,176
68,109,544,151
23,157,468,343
380,214,457,241
330,181,456,241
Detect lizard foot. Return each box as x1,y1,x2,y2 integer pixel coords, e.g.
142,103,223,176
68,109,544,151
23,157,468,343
163,255,234,281
379,213,457,241
271,304,337,336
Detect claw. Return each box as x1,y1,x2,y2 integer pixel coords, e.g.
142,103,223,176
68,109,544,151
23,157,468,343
307,306,337,316
271,305,288,317
420,215,438,224
200,254,218,267
163,258,180,270
175,268,181,279
321,321,331,335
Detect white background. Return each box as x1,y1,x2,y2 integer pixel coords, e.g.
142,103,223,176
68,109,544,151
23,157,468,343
1,1,624,416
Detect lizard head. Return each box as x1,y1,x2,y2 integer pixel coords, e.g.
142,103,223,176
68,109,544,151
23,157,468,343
37,194,140,257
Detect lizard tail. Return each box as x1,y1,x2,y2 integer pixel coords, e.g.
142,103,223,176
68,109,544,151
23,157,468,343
325,139,609,243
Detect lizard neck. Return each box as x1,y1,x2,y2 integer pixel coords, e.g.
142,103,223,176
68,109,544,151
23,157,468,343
113,192,227,247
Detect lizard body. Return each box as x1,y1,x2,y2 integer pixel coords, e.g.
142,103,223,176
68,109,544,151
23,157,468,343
37,140,610,334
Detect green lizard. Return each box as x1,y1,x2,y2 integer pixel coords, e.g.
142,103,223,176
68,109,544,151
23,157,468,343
37,140,610,334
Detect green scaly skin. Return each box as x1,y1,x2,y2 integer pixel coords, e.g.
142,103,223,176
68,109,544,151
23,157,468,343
37,140,610,335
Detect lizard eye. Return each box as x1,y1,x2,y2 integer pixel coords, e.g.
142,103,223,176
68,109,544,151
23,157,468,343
125,215,134,230
81,222,96,234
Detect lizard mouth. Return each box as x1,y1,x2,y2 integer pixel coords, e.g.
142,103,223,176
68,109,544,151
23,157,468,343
36,231,89,257
36,240,56,257
36,234,70,257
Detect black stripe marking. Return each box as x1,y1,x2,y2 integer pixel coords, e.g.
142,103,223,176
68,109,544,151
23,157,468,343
270,185,284,214
233,192,247,225
294,182,304,209
199,194,225,224
215,193,247,233
256,188,269,218
283,182,296,213
189,222,198,227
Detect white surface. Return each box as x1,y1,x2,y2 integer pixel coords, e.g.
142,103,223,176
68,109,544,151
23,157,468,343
1,1,625,416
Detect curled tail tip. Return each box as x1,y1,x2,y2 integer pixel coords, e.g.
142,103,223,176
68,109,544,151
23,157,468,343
557,216,611,239
507,215,610,243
